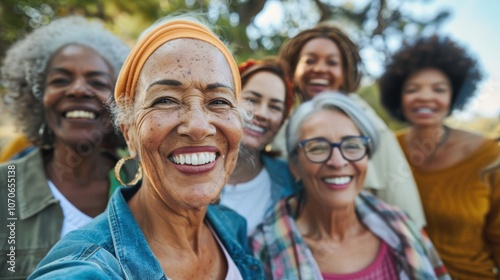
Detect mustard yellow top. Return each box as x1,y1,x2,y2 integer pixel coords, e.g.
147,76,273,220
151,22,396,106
397,131,500,279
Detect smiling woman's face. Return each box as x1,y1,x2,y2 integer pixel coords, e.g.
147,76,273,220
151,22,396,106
291,109,368,210
43,44,115,148
124,38,242,209
239,71,286,152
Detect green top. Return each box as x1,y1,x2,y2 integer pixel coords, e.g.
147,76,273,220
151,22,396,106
0,148,130,279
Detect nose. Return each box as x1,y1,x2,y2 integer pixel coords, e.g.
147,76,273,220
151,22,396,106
312,60,328,72
415,88,435,100
252,103,269,121
66,78,93,98
177,105,216,141
325,147,348,168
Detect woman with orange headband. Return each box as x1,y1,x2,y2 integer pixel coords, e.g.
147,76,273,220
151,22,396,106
29,16,263,279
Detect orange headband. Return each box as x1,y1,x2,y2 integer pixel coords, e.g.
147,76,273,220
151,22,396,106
114,19,241,107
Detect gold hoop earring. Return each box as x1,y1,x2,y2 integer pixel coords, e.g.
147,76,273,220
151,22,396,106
114,156,143,186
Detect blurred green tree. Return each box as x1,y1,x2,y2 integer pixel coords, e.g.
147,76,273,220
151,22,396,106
0,0,451,131
1,0,450,65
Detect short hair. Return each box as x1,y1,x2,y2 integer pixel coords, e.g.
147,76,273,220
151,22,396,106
279,22,362,98
286,91,379,163
238,56,294,121
1,16,130,147
379,35,483,122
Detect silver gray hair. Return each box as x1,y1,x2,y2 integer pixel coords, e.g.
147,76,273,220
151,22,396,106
1,15,130,146
286,91,379,162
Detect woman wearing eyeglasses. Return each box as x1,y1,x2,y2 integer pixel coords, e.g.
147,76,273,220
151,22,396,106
250,92,450,279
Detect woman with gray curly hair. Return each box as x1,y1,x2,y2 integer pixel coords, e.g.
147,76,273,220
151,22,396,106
0,16,130,278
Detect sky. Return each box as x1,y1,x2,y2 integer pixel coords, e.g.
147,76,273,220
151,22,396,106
431,0,500,118
256,0,500,118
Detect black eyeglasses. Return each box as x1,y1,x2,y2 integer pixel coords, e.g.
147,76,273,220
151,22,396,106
298,136,370,163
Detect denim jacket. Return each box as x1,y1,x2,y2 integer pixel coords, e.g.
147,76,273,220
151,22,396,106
262,154,299,214
29,185,263,279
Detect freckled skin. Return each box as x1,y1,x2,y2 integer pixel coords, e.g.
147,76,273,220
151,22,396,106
123,38,241,280
125,39,242,209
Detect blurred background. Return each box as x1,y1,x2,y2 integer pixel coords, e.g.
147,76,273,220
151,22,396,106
1,0,499,148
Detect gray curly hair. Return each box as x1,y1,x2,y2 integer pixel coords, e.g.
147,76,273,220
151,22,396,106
1,16,130,147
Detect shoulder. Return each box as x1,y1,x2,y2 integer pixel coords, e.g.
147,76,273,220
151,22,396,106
208,204,248,237
451,129,494,154
209,204,246,225
262,155,289,172
31,217,123,279
46,213,114,257
0,148,42,170
251,197,292,242
358,192,413,222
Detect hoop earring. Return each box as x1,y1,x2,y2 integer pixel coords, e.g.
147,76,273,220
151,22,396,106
114,156,143,186
38,123,54,150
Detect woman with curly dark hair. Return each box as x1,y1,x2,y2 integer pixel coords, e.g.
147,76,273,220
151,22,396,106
0,16,130,278
277,22,427,229
379,35,500,279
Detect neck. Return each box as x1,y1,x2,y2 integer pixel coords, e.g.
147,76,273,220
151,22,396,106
408,125,446,143
227,148,262,185
128,180,208,253
45,141,111,185
297,198,363,242
405,125,449,162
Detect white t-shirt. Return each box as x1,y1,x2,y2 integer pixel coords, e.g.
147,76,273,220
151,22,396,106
208,224,244,280
220,168,272,235
48,180,93,237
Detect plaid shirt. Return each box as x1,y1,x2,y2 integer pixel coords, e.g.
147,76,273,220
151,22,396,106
250,191,450,280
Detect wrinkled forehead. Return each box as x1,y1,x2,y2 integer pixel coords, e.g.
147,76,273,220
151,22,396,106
141,38,233,80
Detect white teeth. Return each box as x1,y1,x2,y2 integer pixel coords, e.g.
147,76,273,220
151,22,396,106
416,108,434,114
324,176,351,185
65,110,96,119
244,122,265,133
309,79,329,86
171,152,217,165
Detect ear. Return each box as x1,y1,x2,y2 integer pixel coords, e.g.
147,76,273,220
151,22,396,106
120,124,137,158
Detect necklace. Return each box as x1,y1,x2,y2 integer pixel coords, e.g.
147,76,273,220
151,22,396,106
426,125,450,162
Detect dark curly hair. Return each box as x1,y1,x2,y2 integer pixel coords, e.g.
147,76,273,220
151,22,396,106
379,35,483,122
239,56,294,122
279,22,362,98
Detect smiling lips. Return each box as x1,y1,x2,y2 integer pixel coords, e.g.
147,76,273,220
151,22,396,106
413,107,436,117
64,110,97,120
323,176,352,190
243,122,265,134
170,152,217,165
309,78,329,86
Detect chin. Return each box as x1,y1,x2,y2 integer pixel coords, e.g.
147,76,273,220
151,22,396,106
182,185,222,207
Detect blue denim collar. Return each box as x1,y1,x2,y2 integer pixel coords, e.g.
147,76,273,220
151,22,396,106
109,186,261,279
108,186,167,279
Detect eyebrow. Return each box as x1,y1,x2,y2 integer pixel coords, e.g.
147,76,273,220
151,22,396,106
245,90,285,104
47,67,112,79
147,79,182,91
304,52,341,58
147,80,236,95
405,81,451,87
148,80,235,95
206,82,235,95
